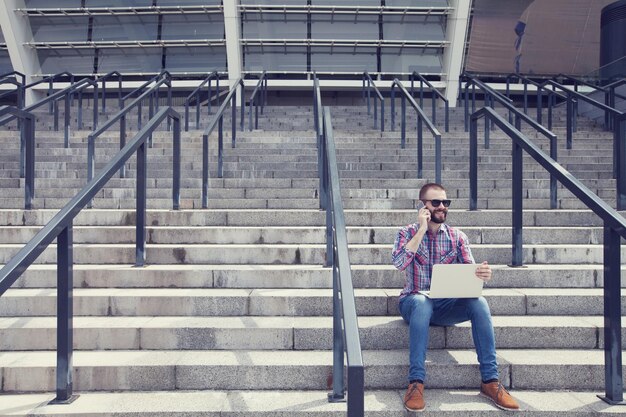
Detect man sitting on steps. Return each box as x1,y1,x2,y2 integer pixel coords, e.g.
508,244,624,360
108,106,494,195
391,182,520,412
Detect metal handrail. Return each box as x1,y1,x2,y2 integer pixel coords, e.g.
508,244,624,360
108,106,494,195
96,71,123,114
553,73,626,130
470,105,626,405
390,79,442,183
543,79,626,209
313,74,325,210
463,74,559,208
248,71,267,131
184,71,220,131
313,74,364,416
411,71,448,132
505,73,568,128
122,70,172,131
0,71,26,106
0,77,96,148
87,75,172,185
201,78,245,208
362,71,384,131
0,106,35,209
24,71,74,114
0,106,181,404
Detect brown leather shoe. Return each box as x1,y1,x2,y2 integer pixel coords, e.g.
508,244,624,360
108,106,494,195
480,381,520,411
404,382,425,412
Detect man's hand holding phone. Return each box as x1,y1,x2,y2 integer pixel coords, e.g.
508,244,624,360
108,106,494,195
417,201,430,230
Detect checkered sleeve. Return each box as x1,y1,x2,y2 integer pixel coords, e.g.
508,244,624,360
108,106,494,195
392,226,416,271
456,230,475,264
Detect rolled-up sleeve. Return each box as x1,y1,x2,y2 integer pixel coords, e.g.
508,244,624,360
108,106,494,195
456,231,475,264
392,226,416,270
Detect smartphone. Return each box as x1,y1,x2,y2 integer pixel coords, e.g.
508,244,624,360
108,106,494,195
416,201,425,212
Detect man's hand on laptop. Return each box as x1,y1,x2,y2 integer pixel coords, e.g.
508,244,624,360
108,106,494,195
475,261,492,282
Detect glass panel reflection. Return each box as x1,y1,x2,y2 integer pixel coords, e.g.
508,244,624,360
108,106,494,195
92,15,158,42
244,46,306,72
311,46,376,72
97,48,161,73
165,47,226,72
162,14,224,40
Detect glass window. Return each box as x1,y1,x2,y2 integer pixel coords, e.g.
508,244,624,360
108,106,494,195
30,16,89,42
311,46,376,72
92,15,158,42
241,0,306,5
383,15,446,41
313,0,381,6
0,51,12,74
38,49,94,74
165,46,226,72
158,0,221,5
312,14,378,40
24,0,81,7
97,48,161,73
87,0,153,6
162,14,224,40
244,46,306,72
243,14,307,39
386,0,449,6
381,48,442,74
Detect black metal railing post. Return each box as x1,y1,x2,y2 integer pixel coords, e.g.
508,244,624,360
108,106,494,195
201,78,244,208
617,116,626,211
135,137,147,267
51,224,77,405
511,136,524,267
601,224,624,404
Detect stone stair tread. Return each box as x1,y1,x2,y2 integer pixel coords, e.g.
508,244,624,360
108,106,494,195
1,389,622,416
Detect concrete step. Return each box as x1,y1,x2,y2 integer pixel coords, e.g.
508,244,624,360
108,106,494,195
0,209,612,227
0,348,619,391
0,315,619,351
0,288,623,317
0,389,620,416
0,225,617,245
6,264,623,289
0,242,623,265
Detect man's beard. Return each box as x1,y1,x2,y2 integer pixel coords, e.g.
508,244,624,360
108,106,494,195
430,209,447,224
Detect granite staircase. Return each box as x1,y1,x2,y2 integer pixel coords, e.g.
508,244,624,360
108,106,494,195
0,101,624,415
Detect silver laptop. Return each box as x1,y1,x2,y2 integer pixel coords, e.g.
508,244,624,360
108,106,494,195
418,264,483,299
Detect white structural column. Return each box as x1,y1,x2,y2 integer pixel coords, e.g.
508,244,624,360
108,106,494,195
223,0,243,105
441,0,472,107
0,0,41,105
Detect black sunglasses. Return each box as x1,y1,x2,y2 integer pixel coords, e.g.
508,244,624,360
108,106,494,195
423,199,452,207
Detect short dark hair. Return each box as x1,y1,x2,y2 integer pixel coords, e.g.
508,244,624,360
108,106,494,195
419,183,446,200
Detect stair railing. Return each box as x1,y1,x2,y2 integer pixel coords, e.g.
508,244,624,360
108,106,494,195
410,71,448,132
22,71,75,114
121,70,172,131
469,105,626,405
463,74,559,208
505,73,568,129
314,75,365,417
0,71,26,108
87,73,172,186
313,74,325,209
362,71,384,131
184,71,220,131
0,106,181,405
543,80,626,210
201,78,245,208
0,77,96,148
554,74,626,131
0,106,35,209
390,79,442,183
248,71,267,131
96,71,123,114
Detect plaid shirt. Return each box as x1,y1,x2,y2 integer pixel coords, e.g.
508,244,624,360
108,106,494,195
392,222,474,300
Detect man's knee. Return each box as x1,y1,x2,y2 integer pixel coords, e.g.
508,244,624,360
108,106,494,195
401,294,433,322
467,296,491,318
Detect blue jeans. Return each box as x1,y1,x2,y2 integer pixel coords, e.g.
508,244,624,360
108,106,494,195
398,294,499,383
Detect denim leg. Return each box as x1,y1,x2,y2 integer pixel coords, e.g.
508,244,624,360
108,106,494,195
399,294,434,383
431,297,499,382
